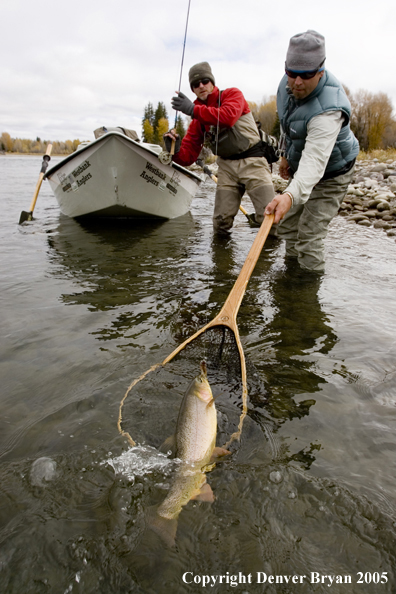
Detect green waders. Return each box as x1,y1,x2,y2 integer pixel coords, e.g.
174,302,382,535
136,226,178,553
277,167,355,272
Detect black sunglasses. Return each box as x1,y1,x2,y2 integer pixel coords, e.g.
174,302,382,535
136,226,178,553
192,78,211,89
285,68,323,80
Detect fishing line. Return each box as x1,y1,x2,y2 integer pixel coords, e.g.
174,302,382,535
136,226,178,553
174,0,192,128
215,91,221,156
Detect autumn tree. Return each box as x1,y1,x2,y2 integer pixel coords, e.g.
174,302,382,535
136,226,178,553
142,119,154,143
142,101,170,145
13,139,23,153
153,102,168,144
142,103,155,142
65,140,74,153
258,96,277,135
248,96,278,135
156,117,169,148
348,89,395,150
1,132,13,151
382,119,396,148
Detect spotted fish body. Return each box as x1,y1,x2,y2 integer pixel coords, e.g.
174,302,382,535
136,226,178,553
148,361,223,546
173,360,217,463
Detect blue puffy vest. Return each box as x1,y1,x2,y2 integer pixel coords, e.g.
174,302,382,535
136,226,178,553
277,71,359,174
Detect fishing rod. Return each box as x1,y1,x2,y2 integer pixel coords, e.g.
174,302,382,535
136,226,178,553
159,0,192,164
174,0,192,129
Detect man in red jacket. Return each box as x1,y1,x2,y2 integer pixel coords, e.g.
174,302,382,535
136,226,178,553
164,62,275,235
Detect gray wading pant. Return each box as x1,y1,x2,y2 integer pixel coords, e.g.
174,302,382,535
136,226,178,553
277,166,355,272
213,156,275,232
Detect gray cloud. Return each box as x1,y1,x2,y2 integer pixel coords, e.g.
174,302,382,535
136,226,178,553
2,0,395,141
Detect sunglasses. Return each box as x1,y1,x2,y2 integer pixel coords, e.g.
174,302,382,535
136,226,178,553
285,68,323,80
192,78,211,89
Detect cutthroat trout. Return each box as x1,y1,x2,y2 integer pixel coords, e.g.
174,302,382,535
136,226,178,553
148,361,229,547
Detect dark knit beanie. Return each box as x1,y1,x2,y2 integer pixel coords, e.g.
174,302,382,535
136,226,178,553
188,62,215,90
286,30,326,71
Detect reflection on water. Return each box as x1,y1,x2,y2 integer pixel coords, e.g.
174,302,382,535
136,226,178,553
1,157,396,592
264,264,336,424
47,215,196,348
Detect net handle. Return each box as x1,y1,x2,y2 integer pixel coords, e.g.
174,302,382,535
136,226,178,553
118,215,274,446
159,213,274,363
215,213,274,325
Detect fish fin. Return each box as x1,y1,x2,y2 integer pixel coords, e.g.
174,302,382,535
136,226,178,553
206,392,223,408
210,447,231,461
202,462,216,473
191,482,215,503
206,397,217,408
159,435,176,456
146,505,178,548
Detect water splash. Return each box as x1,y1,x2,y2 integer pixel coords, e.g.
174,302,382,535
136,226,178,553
104,445,175,483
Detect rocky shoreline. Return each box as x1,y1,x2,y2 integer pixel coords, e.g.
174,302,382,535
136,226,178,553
272,158,396,242
338,159,396,240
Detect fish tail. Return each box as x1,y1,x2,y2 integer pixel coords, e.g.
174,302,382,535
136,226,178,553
146,505,178,548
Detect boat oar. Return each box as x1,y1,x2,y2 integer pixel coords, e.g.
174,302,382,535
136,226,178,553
19,143,52,224
196,158,218,184
239,204,254,221
196,159,258,225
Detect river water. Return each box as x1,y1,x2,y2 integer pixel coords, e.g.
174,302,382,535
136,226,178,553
1,154,396,594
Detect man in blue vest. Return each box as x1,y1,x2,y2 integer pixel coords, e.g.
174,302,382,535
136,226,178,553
265,30,359,272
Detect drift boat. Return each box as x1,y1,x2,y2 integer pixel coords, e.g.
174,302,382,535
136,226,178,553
44,129,203,219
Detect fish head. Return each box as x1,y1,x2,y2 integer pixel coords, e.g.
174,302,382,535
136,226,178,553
193,360,214,405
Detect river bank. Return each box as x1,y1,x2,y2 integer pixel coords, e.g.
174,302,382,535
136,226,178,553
339,157,396,240
0,150,74,157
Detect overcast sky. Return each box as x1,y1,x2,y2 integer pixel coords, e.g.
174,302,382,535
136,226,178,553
2,0,395,142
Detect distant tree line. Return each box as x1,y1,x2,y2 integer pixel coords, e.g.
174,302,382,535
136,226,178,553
4,86,394,157
248,87,396,152
0,132,81,155
142,101,186,147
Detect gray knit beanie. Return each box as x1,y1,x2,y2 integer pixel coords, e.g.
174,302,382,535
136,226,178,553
286,30,326,71
189,62,215,90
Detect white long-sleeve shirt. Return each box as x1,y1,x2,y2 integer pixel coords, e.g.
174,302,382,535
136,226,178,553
286,110,344,206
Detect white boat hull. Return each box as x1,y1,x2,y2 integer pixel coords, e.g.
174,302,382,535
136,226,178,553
44,132,202,219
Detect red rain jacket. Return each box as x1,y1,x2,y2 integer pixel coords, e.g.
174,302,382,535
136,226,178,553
172,86,252,167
